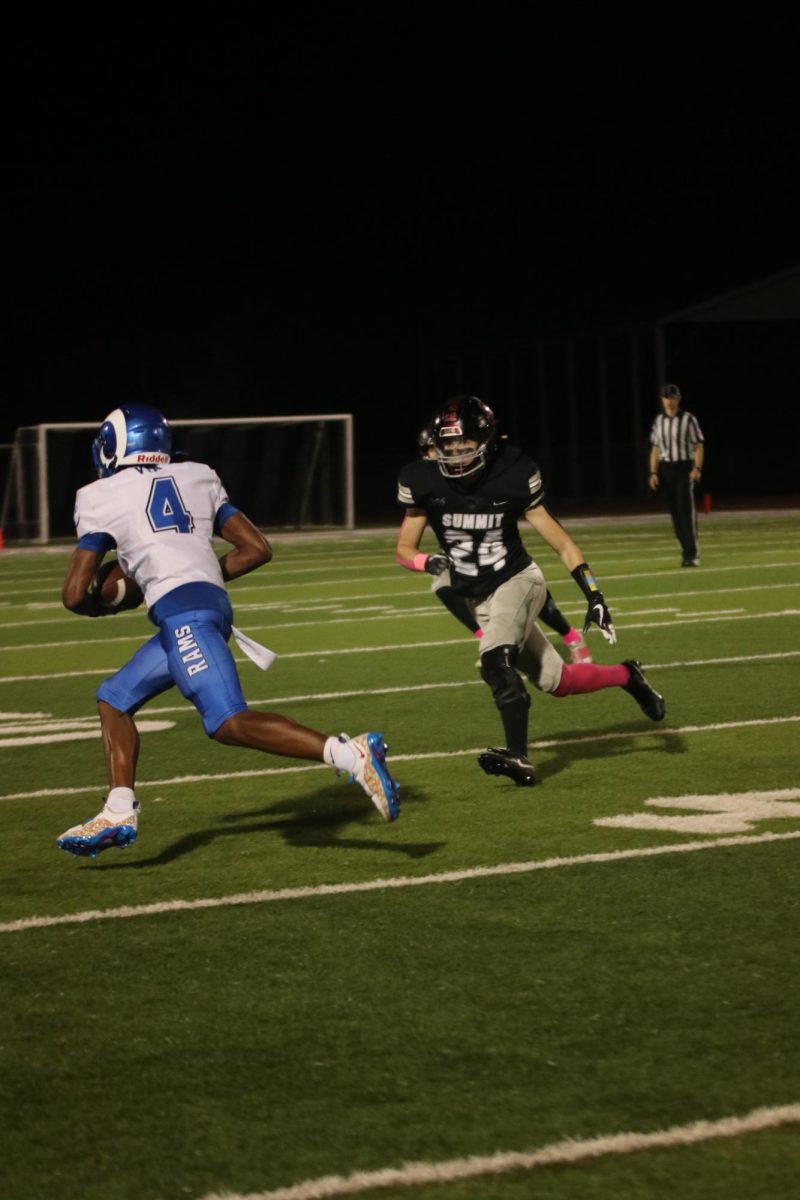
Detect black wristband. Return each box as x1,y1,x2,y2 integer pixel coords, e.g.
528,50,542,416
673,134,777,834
570,562,602,602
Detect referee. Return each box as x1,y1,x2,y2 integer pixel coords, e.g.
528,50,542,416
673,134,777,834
649,383,705,566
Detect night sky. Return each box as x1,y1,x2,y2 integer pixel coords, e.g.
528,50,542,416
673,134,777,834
6,6,800,511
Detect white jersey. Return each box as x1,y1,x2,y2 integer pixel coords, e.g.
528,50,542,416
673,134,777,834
74,461,230,609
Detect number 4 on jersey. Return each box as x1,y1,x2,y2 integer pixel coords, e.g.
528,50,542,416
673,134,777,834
146,476,194,534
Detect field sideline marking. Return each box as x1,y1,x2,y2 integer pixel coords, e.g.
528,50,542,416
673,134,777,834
0,649,795,738
5,530,796,590
0,512,796,560
2,831,799,935
239,608,800,643
3,534,796,598
1,559,799,626
16,603,747,636
1,580,799,652
2,608,799,683
2,713,799,800
199,1103,800,1200
3,537,796,592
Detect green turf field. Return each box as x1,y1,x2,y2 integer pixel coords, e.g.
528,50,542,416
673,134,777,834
1,512,799,1200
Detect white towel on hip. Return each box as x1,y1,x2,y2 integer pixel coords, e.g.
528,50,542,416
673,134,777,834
231,625,277,671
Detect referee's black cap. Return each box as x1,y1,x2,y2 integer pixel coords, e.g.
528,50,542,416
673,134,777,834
660,383,681,399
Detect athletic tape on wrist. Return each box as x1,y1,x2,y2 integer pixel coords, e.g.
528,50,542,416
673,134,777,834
571,561,600,600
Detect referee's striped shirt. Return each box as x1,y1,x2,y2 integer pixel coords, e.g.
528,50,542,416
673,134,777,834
650,411,704,462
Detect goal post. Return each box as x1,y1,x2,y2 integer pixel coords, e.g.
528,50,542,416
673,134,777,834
1,414,355,543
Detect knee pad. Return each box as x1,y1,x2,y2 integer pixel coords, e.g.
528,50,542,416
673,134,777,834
539,591,557,624
480,644,530,709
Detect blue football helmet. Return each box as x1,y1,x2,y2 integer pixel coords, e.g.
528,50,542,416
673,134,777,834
92,404,172,478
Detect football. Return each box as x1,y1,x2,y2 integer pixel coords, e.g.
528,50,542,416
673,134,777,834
92,560,144,611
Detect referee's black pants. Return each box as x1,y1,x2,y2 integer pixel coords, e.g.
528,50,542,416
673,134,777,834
658,461,699,562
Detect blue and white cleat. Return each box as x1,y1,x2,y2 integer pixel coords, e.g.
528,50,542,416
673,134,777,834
57,808,138,858
349,733,400,822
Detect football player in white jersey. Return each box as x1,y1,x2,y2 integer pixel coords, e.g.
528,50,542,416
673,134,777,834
57,404,400,857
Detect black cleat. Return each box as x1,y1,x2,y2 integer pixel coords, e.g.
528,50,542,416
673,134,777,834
622,660,665,721
478,747,537,786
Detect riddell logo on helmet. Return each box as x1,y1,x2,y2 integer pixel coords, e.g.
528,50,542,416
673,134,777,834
135,453,170,463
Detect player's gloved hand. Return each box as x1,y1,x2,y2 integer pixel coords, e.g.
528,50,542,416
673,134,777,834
424,554,454,576
77,591,113,618
81,569,116,617
583,592,617,644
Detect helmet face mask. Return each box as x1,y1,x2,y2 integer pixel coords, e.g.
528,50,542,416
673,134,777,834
433,395,498,480
92,404,172,478
438,435,481,475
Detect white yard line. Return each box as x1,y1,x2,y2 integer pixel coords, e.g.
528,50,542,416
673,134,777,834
4,534,796,596
3,607,799,684
0,632,155,652
136,604,751,637
2,831,799,935
131,605,800,644
0,720,174,747
197,1104,800,1200
3,713,799,800
0,648,789,726
7,526,785,580
0,559,799,624
2,580,799,651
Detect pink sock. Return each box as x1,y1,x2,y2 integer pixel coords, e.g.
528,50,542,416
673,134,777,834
563,628,581,645
553,662,630,696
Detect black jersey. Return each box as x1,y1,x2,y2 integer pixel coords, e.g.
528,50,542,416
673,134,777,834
397,445,545,596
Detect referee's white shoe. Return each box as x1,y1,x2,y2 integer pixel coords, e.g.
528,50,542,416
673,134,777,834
621,661,665,722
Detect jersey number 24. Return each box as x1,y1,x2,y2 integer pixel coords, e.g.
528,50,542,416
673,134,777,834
442,528,507,576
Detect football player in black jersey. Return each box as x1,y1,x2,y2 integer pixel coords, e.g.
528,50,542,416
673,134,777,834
415,419,592,661
415,419,485,643
397,396,665,786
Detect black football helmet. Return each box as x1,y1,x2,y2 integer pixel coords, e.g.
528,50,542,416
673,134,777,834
417,418,438,459
433,395,498,480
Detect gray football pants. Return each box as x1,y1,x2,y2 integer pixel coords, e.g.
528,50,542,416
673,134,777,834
463,564,565,693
